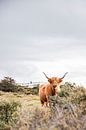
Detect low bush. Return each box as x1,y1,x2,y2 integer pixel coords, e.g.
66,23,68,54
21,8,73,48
0,101,21,130
48,82,86,130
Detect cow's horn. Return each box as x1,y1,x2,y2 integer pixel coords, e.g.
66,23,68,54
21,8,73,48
61,72,68,79
43,72,49,79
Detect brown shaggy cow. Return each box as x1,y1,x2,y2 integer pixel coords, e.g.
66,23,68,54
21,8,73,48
39,72,68,107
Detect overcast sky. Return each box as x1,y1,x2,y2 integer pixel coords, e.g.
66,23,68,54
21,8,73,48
0,0,86,86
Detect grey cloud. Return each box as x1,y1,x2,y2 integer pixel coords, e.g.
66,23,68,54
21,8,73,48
0,0,86,38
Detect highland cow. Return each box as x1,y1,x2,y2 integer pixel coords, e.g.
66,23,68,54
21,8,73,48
39,72,68,107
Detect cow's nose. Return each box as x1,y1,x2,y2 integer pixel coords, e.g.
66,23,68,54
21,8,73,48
53,85,57,88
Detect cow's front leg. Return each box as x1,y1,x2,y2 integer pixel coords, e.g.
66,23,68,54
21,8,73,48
46,95,51,107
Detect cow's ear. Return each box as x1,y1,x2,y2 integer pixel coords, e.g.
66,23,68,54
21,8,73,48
48,78,52,83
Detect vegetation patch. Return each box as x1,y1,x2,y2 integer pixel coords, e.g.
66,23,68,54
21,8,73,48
0,79,86,130
0,77,39,95
0,100,21,130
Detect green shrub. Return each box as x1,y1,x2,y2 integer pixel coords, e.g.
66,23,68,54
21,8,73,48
0,101,21,129
0,77,18,92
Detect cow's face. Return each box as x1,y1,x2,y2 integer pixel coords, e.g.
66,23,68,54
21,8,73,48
43,72,68,88
42,72,68,95
48,77,62,87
